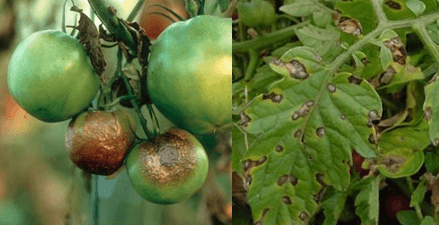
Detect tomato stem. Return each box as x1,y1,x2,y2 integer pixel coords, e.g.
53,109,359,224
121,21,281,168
126,0,146,22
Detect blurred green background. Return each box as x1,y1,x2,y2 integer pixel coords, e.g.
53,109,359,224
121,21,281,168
0,0,232,224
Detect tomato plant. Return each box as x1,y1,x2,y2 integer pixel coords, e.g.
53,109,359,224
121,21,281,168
233,0,439,224
138,0,189,40
4,0,232,224
7,30,100,122
147,15,232,135
66,109,136,175
126,128,209,205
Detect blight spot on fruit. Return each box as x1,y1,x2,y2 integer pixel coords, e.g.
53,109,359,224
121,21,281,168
157,144,179,166
327,83,336,93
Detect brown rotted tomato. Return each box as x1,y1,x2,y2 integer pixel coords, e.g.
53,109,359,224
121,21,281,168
65,109,136,175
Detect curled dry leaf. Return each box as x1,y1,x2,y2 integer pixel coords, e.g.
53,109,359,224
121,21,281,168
70,6,106,77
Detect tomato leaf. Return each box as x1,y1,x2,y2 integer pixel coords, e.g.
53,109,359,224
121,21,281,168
295,25,344,62
70,6,106,76
396,210,421,225
425,150,439,174
335,0,377,35
377,121,429,178
420,216,436,225
241,47,382,223
280,0,324,17
410,178,427,207
354,176,380,225
321,187,349,225
406,0,426,17
423,73,439,145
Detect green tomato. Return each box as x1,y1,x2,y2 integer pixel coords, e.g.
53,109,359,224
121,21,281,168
237,0,277,28
147,15,232,135
8,30,100,122
126,128,209,205
66,109,136,175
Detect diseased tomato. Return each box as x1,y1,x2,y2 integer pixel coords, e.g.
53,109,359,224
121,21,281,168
66,109,136,175
147,15,232,135
7,30,100,122
126,128,209,204
138,0,189,40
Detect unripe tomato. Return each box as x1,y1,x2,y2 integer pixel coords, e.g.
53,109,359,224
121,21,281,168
126,128,209,205
7,30,100,122
138,0,189,40
147,15,232,135
66,109,136,175
237,0,277,28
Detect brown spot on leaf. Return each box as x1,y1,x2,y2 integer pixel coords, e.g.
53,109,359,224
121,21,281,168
337,18,362,36
368,134,376,144
348,75,363,85
277,175,289,186
316,127,326,137
306,100,315,107
241,111,251,127
290,175,298,185
262,93,283,103
424,107,432,121
380,155,405,173
383,37,406,65
299,212,308,221
244,175,252,190
242,160,253,171
282,196,292,204
385,0,401,9
271,59,309,79
327,83,336,93
380,66,396,84
256,156,267,166
292,112,300,120
275,145,284,152
340,114,346,120
294,129,302,138
368,110,381,126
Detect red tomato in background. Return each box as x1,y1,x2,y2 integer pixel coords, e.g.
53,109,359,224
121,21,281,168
384,194,410,219
138,0,189,40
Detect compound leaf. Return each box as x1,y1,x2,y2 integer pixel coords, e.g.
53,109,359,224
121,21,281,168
241,47,382,224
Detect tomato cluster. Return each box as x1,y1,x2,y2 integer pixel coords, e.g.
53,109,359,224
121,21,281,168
7,11,231,204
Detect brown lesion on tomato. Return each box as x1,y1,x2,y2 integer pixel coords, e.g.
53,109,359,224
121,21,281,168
348,75,363,85
384,1,402,10
240,111,251,127
137,129,197,186
424,106,432,121
66,110,135,175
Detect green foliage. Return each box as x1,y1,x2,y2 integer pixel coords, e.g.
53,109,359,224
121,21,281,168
233,0,439,223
